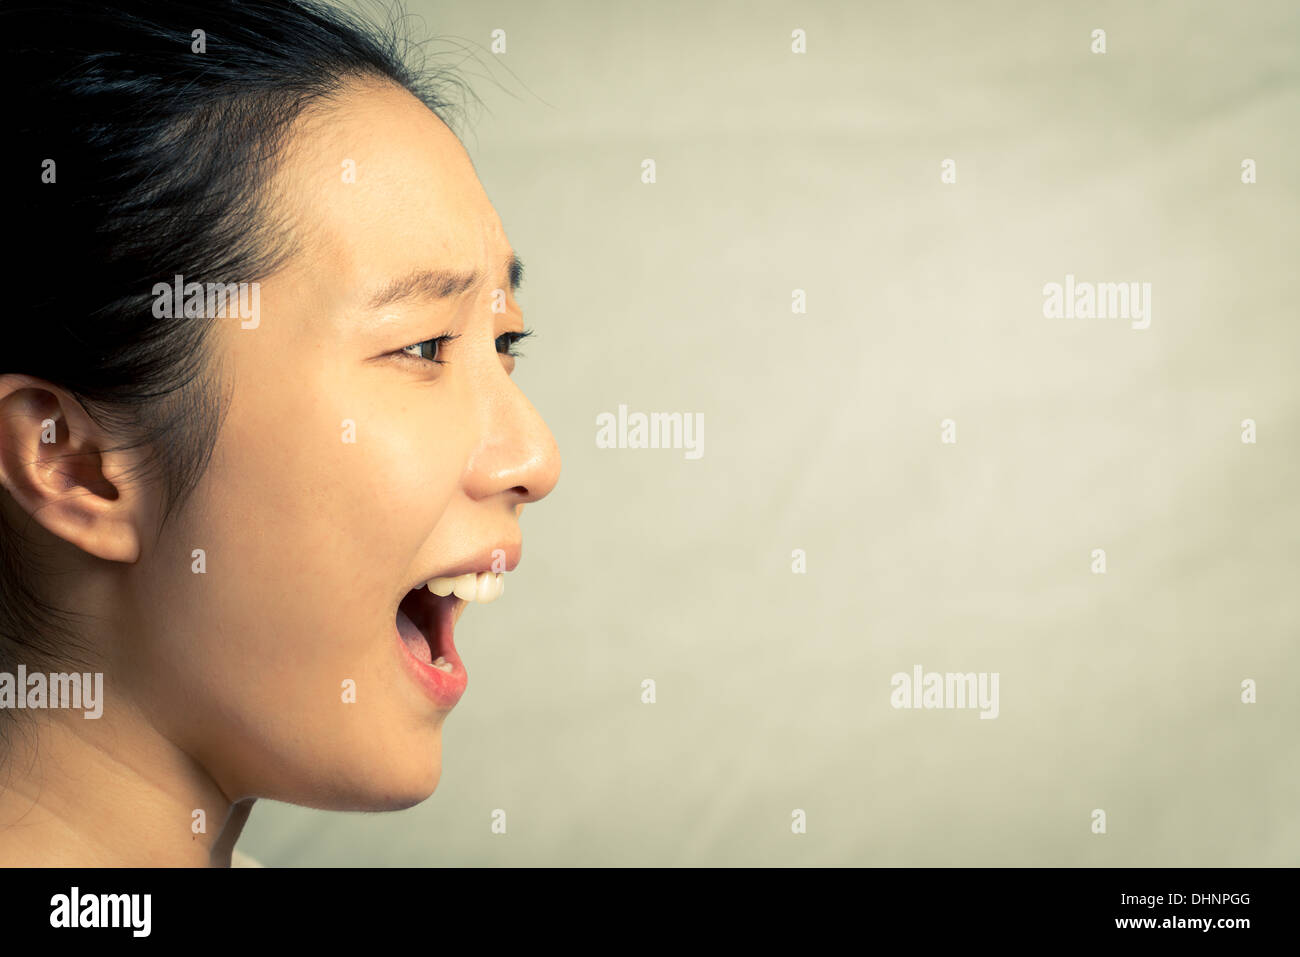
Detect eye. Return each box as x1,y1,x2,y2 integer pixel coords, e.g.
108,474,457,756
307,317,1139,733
397,333,459,365
496,329,533,357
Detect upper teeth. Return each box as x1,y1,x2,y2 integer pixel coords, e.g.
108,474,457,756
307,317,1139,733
426,571,504,603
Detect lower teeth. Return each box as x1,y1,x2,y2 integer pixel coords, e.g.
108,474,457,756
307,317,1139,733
431,656,453,674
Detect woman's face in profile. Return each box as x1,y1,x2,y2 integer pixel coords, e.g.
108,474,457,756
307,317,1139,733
126,80,560,809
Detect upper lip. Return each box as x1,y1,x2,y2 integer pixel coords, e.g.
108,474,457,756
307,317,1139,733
411,542,521,589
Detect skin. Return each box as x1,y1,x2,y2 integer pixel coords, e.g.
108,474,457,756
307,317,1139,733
0,78,560,865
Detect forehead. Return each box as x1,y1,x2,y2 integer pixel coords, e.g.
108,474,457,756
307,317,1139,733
273,80,507,294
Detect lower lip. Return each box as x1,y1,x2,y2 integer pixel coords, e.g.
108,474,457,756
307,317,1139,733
395,601,467,710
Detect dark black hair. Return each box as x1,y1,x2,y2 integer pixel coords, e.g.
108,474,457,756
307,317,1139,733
0,0,470,723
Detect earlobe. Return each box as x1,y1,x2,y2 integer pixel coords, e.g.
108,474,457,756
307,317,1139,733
0,374,145,564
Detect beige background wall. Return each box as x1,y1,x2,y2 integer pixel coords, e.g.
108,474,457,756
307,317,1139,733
241,0,1300,865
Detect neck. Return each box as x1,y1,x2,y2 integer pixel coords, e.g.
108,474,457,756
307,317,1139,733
0,707,253,866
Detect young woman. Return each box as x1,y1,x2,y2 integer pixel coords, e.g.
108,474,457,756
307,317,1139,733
0,0,560,866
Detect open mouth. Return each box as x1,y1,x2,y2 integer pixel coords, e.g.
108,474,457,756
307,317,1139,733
393,569,507,708
396,586,461,673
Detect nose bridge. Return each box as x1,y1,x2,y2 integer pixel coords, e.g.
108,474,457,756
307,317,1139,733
463,358,560,505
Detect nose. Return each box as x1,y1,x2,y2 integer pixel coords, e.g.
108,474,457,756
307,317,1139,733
462,367,561,508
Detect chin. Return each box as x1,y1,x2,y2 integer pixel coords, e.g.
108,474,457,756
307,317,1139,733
270,732,445,812
373,733,445,810
357,783,441,813
307,767,443,813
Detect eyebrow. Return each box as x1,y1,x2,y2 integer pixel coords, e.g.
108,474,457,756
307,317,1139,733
366,252,524,311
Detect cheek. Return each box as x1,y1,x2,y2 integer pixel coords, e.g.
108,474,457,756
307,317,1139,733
150,357,468,733
208,359,467,619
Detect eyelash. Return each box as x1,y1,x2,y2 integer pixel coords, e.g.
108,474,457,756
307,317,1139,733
396,329,533,366
398,333,458,365
498,329,533,358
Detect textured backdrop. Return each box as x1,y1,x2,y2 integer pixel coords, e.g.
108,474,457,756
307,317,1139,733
240,0,1300,866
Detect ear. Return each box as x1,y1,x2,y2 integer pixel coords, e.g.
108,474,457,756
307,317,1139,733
0,374,147,563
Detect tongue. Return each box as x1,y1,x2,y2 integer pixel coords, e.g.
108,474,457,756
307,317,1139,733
397,607,433,664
